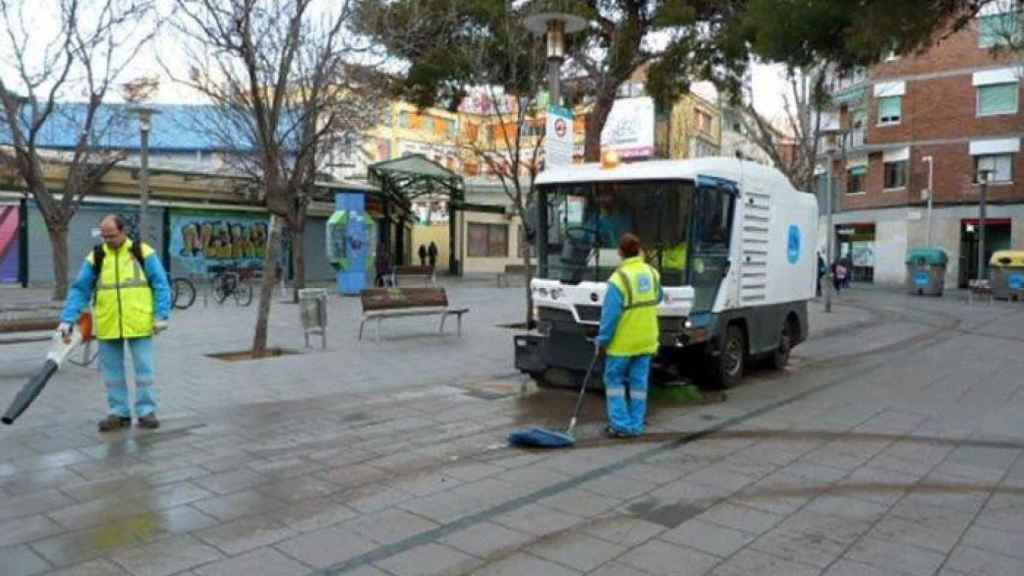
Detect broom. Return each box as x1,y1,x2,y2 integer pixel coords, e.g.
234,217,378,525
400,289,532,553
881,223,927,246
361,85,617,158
508,347,600,449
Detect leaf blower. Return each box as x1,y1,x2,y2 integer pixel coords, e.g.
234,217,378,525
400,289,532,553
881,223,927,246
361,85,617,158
2,313,92,425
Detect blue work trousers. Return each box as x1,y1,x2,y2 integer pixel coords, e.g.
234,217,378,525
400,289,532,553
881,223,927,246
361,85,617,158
99,338,157,418
603,354,651,436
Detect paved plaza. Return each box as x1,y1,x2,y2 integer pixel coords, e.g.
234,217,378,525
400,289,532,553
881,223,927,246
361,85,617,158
1,281,1024,576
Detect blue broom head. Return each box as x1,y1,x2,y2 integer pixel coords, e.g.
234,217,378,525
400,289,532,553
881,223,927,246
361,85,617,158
508,426,576,448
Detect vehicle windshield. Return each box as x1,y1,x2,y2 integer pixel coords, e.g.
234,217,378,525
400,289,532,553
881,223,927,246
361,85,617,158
540,180,694,286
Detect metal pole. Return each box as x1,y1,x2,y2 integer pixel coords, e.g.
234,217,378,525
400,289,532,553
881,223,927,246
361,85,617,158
138,125,150,242
824,151,834,313
978,171,990,282
548,57,562,107
924,155,934,246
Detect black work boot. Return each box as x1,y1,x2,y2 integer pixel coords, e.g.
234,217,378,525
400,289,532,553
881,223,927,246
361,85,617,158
137,414,160,430
98,415,131,432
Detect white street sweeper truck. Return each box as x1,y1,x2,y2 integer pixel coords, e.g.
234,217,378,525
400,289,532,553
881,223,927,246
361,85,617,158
514,156,818,389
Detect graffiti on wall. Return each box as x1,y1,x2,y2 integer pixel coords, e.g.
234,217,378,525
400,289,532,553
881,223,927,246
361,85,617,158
0,205,19,283
169,210,271,275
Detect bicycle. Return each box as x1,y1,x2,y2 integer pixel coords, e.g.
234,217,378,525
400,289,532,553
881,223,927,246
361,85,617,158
171,277,197,310
212,267,255,306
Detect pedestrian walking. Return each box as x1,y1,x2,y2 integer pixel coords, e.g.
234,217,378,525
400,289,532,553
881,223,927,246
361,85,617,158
428,241,438,269
418,244,427,267
59,214,171,431
596,234,662,438
376,243,391,287
833,260,848,294
817,253,826,297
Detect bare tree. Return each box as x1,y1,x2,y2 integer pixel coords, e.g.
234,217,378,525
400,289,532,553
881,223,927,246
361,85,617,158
170,0,386,354
0,0,155,299
460,87,546,326
737,66,830,193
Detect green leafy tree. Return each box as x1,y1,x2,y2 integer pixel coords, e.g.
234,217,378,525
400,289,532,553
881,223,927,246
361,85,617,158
358,0,998,164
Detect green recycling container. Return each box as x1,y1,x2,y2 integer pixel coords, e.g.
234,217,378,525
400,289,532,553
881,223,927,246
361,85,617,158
906,247,948,296
989,250,1024,301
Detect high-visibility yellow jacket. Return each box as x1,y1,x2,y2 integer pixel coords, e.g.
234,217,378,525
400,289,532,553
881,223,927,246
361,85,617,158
87,239,156,340
606,257,661,356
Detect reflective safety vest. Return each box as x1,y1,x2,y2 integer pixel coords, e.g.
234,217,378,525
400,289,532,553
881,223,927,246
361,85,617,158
86,239,155,340
657,243,687,272
607,256,661,356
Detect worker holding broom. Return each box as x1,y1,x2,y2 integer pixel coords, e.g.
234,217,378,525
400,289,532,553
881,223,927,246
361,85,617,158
596,233,662,438
59,215,171,432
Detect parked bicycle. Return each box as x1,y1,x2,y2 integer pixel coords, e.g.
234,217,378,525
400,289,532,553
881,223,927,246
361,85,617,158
171,277,197,310
212,267,255,306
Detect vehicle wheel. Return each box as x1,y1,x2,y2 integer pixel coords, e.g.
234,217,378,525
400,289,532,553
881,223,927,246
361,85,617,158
235,280,253,306
172,278,196,310
708,324,746,388
769,317,795,370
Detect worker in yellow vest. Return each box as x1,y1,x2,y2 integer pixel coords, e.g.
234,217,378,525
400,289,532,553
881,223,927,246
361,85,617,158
596,233,662,437
59,215,171,432
649,242,687,286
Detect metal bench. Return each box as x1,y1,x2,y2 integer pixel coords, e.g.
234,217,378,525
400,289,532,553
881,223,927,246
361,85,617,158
358,287,469,343
496,263,535,288
390,265,436,287
0,304,62,345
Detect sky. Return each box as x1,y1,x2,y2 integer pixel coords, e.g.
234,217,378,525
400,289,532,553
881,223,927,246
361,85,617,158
1,0,792,121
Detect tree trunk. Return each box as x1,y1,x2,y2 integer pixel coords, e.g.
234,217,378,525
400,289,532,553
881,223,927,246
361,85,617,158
48,225,70,301
291,225,306,303
252,215,283,355
583,96,616,162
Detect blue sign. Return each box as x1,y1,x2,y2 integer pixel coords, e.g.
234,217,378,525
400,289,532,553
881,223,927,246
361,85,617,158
914,272,930,287
638,273,653,294
1010,273,1024,291
787,225,801,264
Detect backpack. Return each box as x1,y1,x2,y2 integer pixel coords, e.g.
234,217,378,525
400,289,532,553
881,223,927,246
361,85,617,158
90,241,147,291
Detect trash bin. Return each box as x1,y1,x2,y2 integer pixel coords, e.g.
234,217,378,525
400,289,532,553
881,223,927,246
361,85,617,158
905,247,948,296
298,288,328,348
989,250,1024,301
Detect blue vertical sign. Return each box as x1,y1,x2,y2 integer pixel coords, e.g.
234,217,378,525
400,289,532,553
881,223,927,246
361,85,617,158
328,193,374,296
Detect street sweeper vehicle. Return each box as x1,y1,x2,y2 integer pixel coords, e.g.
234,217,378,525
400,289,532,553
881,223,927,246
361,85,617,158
514,156,819,389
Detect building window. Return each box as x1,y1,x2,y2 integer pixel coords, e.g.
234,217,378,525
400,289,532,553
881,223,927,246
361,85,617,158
884,160,907,189
696,110,712,133
878,96,902,125
977,82,1019,116
399,111,412,129
467,223,508,258
847,165,867,194
980,11,1020,47
976,153,1015,182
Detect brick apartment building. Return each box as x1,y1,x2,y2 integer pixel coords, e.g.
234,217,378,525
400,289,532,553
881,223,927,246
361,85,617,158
822,4,1024,287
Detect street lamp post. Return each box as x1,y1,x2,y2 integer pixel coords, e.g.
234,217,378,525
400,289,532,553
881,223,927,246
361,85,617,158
524,10,586,107
130,107,160,243
977,168,992,284
922,155,934,246
821,127,848,314
525,7,585,280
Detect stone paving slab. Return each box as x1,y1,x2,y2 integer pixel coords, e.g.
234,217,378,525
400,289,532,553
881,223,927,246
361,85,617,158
0,287,1023,575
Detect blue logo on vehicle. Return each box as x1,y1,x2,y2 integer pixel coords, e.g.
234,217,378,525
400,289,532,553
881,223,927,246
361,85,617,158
787,225,801,264
914,272,930,287
1010,273,1024,291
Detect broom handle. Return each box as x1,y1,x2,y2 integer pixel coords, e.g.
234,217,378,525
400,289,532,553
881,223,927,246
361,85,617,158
567,346,600,433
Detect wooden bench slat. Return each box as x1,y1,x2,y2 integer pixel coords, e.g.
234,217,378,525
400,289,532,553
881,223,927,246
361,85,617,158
358,287,469,342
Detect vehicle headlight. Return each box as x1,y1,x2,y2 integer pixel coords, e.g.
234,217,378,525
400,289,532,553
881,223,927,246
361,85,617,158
550,288,563,300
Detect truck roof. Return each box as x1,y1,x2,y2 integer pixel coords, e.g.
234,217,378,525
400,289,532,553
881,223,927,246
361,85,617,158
536,157,799,192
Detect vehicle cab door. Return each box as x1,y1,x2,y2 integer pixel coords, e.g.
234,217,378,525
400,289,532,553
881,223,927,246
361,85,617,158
689,176,738,313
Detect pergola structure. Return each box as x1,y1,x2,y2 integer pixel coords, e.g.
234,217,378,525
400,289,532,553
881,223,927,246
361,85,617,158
368,154,465,274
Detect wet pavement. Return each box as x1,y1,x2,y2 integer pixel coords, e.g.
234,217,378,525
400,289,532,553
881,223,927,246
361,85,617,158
1,282,1023,575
